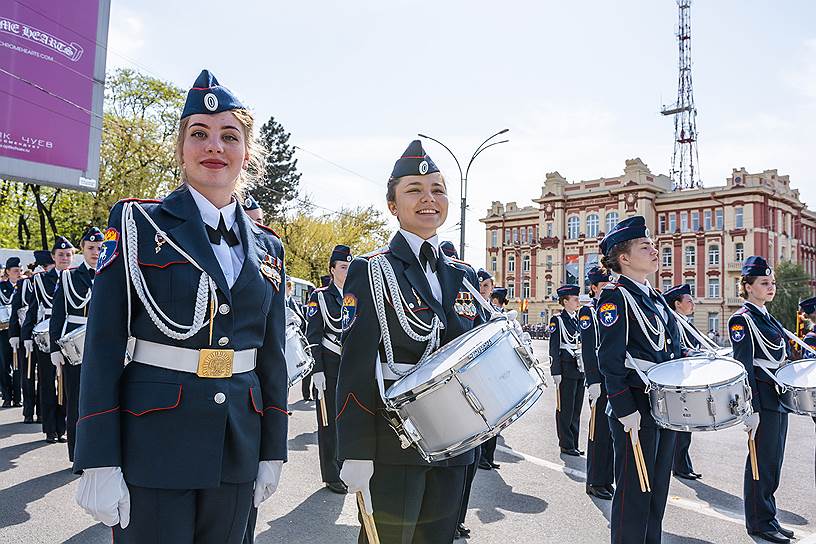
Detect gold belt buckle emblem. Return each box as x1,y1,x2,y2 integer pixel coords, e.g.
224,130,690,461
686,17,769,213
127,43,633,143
197,349,234,378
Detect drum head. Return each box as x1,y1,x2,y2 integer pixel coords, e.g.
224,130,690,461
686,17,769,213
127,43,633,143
776,360,816,388
34,319,50,333
647,357,744,387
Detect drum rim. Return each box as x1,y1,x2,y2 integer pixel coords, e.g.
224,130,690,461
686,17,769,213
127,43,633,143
646,356,747,389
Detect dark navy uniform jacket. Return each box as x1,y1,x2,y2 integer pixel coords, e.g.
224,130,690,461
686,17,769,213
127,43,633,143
336,232,484,467
0,280,14,328
578,301,601,386
728,302,790,413
306,284,342,378
73,186,289,489
597,276,683,420
49,263,94,351
549,309,583,379
8,277,33,340
21,268,59,342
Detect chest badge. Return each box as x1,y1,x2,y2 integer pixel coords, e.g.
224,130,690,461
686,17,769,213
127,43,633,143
259,254,281,291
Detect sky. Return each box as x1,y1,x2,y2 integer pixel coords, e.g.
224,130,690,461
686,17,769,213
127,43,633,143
105,0,816,268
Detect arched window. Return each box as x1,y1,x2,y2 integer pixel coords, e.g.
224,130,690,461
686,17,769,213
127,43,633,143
606,211,620,233
508,254,515,272
586,213,600,238
567,216,580,239
708,245,720,266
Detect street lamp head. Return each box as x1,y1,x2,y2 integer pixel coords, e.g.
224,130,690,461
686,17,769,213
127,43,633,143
417,133,429,139
499,128,510,135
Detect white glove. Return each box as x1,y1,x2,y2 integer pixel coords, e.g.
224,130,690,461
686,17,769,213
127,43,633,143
253,460,283,507
619,410,641,445
743,412,760,440
552,375,562,387
521,332,532,346
9,337,19,351
340,459,374,514
587,383,601,406
51,351,65,368
24,339,33,358
312,371,327,399
75,467,130,529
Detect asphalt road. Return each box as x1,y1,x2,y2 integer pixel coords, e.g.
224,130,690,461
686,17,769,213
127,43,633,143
1,339,814,543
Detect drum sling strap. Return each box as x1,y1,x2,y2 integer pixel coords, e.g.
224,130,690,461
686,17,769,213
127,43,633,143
740,313,789,390
669,308,720,352
555,314,583,372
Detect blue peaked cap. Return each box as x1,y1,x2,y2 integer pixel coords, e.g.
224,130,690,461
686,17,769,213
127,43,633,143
83,227,104,243
390,140,440,180
741,256,772,277
599,215,650,256
557,284,580,297
663,283,691,304
586,266,611,286
181,70,244,120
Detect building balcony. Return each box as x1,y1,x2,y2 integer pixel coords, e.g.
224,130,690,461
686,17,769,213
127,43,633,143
726,297,743,306
726,261,744,272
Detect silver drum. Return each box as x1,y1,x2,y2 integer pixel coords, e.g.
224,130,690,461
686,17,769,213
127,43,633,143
646,355,752,432
776,359,816,415
57,326,87,365
33,319,50,352
384,318,546,463
0,304,10,331
285,324,314,387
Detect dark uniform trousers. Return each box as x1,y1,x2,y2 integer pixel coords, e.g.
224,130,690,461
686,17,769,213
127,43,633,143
586,388,614,487
0,330,21,404
63,363,81,459
557,375,584,450
20,346,37,419
36,345,65,437
672,432,694,475
315,369,340,482
481,436,497,465
457,445,481,526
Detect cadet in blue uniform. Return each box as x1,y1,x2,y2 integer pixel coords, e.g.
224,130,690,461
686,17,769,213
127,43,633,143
307,244,353,494
1,257,23,407
799,297,816,490
477,287,509,472
550,283,585,456
73,70,288,544
597,216,682,544
48,228,103,461
580,266,614,500
477,268,494,300
337,140,484,544
22,236,74,443
728,257,793,544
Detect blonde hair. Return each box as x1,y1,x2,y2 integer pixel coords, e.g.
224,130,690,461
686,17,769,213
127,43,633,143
175,108,267,199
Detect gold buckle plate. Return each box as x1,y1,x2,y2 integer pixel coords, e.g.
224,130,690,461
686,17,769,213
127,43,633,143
197,349,234,378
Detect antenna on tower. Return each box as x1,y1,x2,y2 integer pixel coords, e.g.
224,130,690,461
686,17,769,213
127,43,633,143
661,0,701,190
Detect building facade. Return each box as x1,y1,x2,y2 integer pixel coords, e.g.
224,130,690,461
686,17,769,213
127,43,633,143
481,158,816,335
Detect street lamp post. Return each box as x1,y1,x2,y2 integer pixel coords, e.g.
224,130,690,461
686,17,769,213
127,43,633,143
418,129,509,260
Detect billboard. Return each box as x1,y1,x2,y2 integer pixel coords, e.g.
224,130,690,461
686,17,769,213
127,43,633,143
0,0,111,191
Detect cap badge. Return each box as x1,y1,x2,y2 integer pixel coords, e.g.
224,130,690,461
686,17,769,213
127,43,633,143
419,160,429,175
204,93,218,112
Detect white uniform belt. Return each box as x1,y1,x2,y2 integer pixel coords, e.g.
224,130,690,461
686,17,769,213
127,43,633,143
321,337,341,355
380,362,415,381
67,316,87,325
625,356,656,372
560,343,578,351
754,358,782,371
43,308,52,316
132,339,256,374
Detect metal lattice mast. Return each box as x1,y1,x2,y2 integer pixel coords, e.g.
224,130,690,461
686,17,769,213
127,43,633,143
661,0,701,190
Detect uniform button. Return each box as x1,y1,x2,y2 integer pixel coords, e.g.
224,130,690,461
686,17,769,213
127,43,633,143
219,304,230,315
214,392,226,404
667,338,672,344
218,337,229,347
670,353,675,359
408,303,415,309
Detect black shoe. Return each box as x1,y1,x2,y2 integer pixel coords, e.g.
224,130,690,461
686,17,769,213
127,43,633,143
586,484,613,500
23,416,34,424
489,462,501,469
560,447,582,457
748,530,790,543
455,524,471,538
325,481,348,494
1,400,11,407
774,526,794,539
303,396,312,402
45,435,57,444
12,402,21,407
477,460,493,470
674,471,701,481
604,484,615,495
57,436,67,443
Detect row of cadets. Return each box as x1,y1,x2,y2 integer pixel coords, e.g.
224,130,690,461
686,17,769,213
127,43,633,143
579,266,615,500
0,257,23,407
48,227,104,462
336,140,485,543
21,236,75,443
661,283,703,481
73,69,289,543
306,244,353,494
728,257,794,544
596,216,683,544
475,268,502,472
549,283,585,457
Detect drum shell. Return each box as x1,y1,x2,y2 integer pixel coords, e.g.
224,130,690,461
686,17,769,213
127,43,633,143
284,325,314,387
776,360,816,415
33,319,50,352
57,326,87,365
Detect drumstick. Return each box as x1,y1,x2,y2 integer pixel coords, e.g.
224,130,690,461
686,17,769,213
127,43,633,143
356,491,380,544
589,404,597,442
57,371,63,406
555,384,561,412
28,351,33,380
748,437,759,481
319,395,329,427
12,348,17,371
636,441,651,492
630,430,650,493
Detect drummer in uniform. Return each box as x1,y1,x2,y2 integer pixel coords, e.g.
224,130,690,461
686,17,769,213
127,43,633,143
1,257,23,407
728,257,793,544
799,297,816,357
306,244,353,494
597,216,683,544
22,236,74,443
579,266,614,500
72,70,288,542
48,227,103,461
477,269,494,300
550,283,585,456
336,140,483,543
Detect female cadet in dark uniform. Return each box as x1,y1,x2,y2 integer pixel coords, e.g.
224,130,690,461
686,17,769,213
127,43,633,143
579,266,614,500
596,216,682,544
336,140,484,544
1,257,23,408
799,297,816,490
73,70,289,544
549,283,585,456
728,257,793,544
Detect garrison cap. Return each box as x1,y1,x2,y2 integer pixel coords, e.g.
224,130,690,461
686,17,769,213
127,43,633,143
330,245,352,266
439,241,458,259
557,284,580,298
599,215,650,256
663,283,691,305
799,296,816,315
477,269,493,283
390,140,439,180
491,287,508,305
586,266,612,286
243,194,261,211
741,256,772,277
181,69,244,120
33,250,54,266
52,235,74,251
5,257,21,269
82,227,104,243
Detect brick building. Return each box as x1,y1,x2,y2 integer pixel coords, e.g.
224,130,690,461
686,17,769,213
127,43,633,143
480,158,816,335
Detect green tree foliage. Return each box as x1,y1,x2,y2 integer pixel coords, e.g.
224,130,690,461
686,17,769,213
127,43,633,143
251,116,301,221
767,261,812,331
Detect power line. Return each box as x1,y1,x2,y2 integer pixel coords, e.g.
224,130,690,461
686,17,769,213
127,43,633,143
292,145,381,187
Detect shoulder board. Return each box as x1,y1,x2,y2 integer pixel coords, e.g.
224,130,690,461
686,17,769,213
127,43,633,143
362,246,390,258
255,223,280,238
734,307,749,316
118,197,162,204
602,282,620,290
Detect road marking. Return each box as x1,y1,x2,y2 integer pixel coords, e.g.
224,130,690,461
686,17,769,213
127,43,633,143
496,444,812,538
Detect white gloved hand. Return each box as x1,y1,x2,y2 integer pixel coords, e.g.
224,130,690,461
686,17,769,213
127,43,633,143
340,459,374,514
24,339,33,358
312,371,327,399
619,410,642,445
743,412,760,440
75,467,130,528
552,375,562,387
587,383,602,406
253,460,283,507
51,351,65,368
521,332,532,346
9,337,19,351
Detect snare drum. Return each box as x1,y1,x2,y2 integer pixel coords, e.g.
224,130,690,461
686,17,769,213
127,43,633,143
776,359,816,415
0,304,10,331
646,355,752,431
33,319,50,352
285,324,314,387
384,318,546,462
57,325,87,365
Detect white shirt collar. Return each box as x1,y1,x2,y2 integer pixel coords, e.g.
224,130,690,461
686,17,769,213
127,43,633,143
187,184,237,230
746,301,769,315
622,274,653,297
399,229,439,262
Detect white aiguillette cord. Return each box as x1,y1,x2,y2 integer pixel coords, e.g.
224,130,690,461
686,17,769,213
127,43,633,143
668,308,720,352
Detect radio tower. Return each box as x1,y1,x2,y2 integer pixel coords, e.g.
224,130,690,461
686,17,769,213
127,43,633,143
661,0,701,190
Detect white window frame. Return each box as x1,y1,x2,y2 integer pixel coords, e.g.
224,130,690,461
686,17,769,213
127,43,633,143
684,246,696,267
606,211,620,233
708,245,720,266
567,216,580,239
708,278,720,299
586,213,600,238
662,247,672,267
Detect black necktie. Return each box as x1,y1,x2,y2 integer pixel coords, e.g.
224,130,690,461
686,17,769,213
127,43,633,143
206,215,240,247
419,241,437,273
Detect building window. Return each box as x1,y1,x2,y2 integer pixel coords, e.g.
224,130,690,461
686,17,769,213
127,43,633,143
662,279,672,292
669,213,677,233
659,215,666,234
692,211,700,231
567,216,580,239
507,283,515,299
708,245,720,266
704,210,712,231
546,282,553,297
513,228,519,243
684,246,696,267
522,281,531,299
527,226,534,244
708,278,720,298
508,254,515,272
662,247,672,267
565,255,579,285
708,313,720,336
505,229,511,244
735,242,744,262
491,230,497,248
586,213,600,238
735,207,744,229
716,209,724,230
520,227,526,244
606,211,620,233
546,223,553,238
546,254,553,270
686,279,696,297
734,277,741,297
681,211,689,232
522,255,531,272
